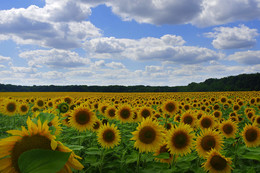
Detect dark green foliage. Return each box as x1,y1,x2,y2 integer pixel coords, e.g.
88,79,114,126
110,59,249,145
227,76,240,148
0,73,259,92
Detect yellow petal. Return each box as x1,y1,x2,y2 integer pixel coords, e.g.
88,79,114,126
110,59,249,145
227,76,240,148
51,139,58,150
6,130,22,136
0,157,12,171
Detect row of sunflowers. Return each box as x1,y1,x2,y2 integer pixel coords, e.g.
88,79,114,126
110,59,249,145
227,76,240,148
0,92,260,173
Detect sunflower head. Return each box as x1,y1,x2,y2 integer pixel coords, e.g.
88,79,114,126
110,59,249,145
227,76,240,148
116,105,133,123
104,106,117,120
162,100,178,116
138,106,153,119
167,123,195,156
241,124,260,147
58,102,70,113
196,129,223,158
198,114,215,130
219,120,238,138
69,106,96,132
0,117,83,173
97,123,121,149
131,117,165,153
202,149,232,173
181,111,196,127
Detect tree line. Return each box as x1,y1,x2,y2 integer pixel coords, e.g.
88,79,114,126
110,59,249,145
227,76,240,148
0,73,259,92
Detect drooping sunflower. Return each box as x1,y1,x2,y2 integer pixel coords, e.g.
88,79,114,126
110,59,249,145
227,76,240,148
57,102,70,114
166,123,195,156
198,114,215,130
181,111,196,127
131,117,165,153
116,104,133,123
97,123,121,149
154,143,175,164
196,129,223,158
0,117,83,173
104,106,117,120
1,99,18,116
47,115,62,136
241,124,260,147
61,113,71,127
162,100,178,117
202,149,232,173
138,106,153,119
219,120,238,138
69,106,96,131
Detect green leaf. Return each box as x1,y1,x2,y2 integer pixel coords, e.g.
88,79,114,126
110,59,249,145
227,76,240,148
153,152,170,159
241,153,260,162
18,149,71,173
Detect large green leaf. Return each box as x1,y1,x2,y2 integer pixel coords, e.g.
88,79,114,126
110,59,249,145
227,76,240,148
18,149,71,173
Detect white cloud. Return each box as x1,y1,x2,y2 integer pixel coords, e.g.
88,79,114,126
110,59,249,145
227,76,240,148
0,55,11,62
0,1,101,49
228,50,260,65
19,49,91,68
103,0,203,25
106,62,125,69
205,25,259,49
84,35,222,64
10,66,37,73
192,0,260,27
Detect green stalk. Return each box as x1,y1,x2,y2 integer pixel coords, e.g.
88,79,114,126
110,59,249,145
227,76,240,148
99,148,106,173
164,114,168,129
137,152,142,173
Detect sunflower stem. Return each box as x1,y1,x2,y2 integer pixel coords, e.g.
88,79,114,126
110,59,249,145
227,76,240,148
99,148,106,173
137,152,142,173
164,115,168,129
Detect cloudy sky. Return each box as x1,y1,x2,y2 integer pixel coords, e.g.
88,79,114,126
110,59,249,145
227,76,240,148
0,0,260,86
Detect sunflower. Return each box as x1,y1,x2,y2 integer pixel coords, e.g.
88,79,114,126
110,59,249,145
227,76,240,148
162,100,178,116
104,106,117,120
181,111,196,127
202,149,232,173
69,106,96,131
97,123,121,149
196,129,223,158
1,99,18,116
198,114,215,130
253,116,260,127
57,102,70,114
18,102,29,116
232,104,240,112
47,115,62,136
154,143,175,164
0,117,83,173
63,96,74,105
212,110,222,120
131,117,164,153
167,123,195,156
61,113,71,127
116,105,133,123
92,119,102,132
138,106,153,119
241,124,260,147
219,96,228,104
219,120,238,138
35,98,45,108
98,103,108,116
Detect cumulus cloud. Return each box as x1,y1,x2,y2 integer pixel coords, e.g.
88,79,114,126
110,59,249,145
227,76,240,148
205,25,259,49
0,55,11,62
84,35,222,64
106,62,125,69
228,50,260,65
192,0,260,27
19,49,91,68
10,66,37,74
0,1,101,49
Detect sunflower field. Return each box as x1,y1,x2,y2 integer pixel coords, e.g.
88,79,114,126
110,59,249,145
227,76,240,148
0,91,260,173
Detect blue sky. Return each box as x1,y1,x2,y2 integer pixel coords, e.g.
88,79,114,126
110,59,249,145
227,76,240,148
0,0,260,86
